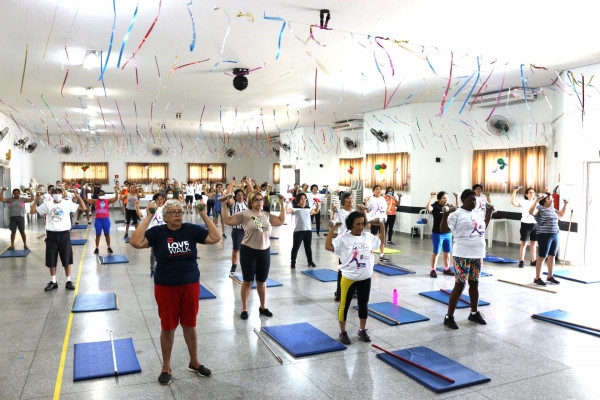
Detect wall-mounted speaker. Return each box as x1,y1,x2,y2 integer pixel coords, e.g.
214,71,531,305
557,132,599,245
435,157,441,163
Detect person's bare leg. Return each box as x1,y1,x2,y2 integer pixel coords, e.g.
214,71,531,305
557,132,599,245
535,256,545,279
530,240,537,263
546,255,555,278
519,241,527,262
160,329,176,373
241,281,252,312
182,325,201,368
256,281,267,309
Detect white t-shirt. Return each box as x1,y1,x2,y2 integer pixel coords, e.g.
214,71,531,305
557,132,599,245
291,207,312,231
519,199,536,224
333,231,380,281
36,199,80,231
473,194,488,222
306,193,324,210
447,208,486,258
185,185,195,197
142,206,165,228
194,184,203,195
366,195,387,222
331,208,354,236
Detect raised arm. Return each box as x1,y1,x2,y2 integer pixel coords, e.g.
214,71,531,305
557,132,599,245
130,201,154,249
556,199,569,218
269,195,287,226
425,192,436,212
0,187,8,204
511,187,520,207
439,205,457,233
219,195,244,226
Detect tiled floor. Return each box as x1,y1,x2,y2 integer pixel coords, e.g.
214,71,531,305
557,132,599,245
1,211,599,400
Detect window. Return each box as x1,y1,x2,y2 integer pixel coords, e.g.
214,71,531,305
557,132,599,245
365,153,410,190
187,163,227,182
273,163,280,184
126,163,169,185
338,158,363,186
62,162,109,183
472,146,546,192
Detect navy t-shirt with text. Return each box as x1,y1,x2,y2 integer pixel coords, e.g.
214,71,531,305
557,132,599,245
145,223,209,286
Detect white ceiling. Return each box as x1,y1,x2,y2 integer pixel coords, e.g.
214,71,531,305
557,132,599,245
1,0,598,148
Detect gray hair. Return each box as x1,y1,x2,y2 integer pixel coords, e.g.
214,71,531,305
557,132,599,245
162,199,183,219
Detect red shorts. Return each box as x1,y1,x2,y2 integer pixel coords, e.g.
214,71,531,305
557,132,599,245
154,282,200,330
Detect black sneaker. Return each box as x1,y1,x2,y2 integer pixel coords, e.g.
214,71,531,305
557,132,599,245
107,247,113,254
75,221,79,225
94,248,99,255
188,363,211,377
546,276,560,285
430,270,438,278
357,329,371,342
533,278,546,286
387,241,395,246
158,371,172,385
379,256,390,262
65,281,76,290
240,311,248,320
530,261,537,266
259,307,273,317
518,261,525,268
468,311,487,325
442,269,454,276
124,233,128,239
308,261,316,267
222,234,227,239
44,281,58,292
290,262,296,269
444,315,459,329
88,221,92,225
339,331,351,345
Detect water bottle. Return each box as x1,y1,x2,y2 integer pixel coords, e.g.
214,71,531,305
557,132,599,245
392,289,398,305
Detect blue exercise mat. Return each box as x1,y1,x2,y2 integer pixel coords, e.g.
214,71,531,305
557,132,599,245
73,338,141,381
71,239,87,245
532,309,600,338
200,284,216,299
301,269,338,282
419,290,490,308
483,256,518,263
262,322,346,357
99,254,129,264
436,267,492,277
543,270,600,284
376,346,491,393
0,249,30,258
71,224,88,230
72,293,118,312
269,250,278,255
374,263,415,276
353,302,429,326
232,275,283,288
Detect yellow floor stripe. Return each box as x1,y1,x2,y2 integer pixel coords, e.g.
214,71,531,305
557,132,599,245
53,229,88,399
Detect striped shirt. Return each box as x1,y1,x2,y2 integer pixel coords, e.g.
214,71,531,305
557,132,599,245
229,201,248,229
535,205,559,234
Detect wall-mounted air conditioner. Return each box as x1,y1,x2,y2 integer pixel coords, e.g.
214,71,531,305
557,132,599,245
468,88,539,107
331,119,364,131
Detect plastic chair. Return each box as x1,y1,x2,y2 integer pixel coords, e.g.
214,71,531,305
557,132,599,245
414,209,430,240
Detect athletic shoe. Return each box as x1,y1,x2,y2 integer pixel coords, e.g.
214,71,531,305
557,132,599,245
188,363,211,377
65,281,76,290
530,261,537,266
229,270,236,276
75,221,79,225
44,281,58,292
158,371,172,385
88,221,92,225
357,329,371,342
443,269,454,276
546,276,560,285
94,248,99,255
240,311,248,320
387,241,395,246
123,233,128,239
259,307,273,317
379,256,390,262
334,292,340,302
533,278,546,286
290,262,296,269
107,247,113,254
430,270,438,278
444,315,459,329
308,261,316,267
518,261,525,268
339,331,351,345
468,311,487,325
222,234,227,239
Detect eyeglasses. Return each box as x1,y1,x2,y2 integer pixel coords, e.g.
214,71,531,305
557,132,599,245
166,211,184,216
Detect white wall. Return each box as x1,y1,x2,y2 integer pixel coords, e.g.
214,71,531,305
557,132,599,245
0,113,35,189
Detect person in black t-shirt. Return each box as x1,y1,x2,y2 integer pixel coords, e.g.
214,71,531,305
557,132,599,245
426,191,459,278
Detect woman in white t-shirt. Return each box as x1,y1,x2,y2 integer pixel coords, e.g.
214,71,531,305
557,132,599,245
325,211,380,345
440,189,493,330
221,190,286,320
360,185,390,263
287,192,320,268
511,187,538,268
